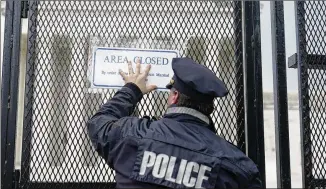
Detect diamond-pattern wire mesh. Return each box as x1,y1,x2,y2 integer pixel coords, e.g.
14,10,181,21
300,1,326,187
21,1,244,187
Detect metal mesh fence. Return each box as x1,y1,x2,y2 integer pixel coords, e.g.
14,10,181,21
297,1,326,188
20,1,245,188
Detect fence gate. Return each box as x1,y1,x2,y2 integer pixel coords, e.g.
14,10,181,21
288,1,326,188
1,1,265,189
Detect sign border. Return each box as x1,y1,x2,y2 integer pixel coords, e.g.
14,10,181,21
92,47,179,90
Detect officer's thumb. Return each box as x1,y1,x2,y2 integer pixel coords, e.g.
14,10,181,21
146,85,157,93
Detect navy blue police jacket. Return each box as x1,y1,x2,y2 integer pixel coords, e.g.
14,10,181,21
87,83,262,188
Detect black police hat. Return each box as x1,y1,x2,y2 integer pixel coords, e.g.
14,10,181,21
166,58,228,102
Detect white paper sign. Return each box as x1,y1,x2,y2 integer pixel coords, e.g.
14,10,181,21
90,47,179,90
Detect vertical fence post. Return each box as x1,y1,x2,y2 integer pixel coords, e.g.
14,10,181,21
234,1,246,153
270,1,292,188
244,1,266,188
294,1,313,188
1,1,23,188
1,1,14,187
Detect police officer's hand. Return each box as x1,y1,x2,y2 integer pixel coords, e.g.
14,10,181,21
119,59,157,94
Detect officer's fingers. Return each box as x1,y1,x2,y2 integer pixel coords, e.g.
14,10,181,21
143,64,151,76
135,62,141,75
136,58,141,64
119,69,127,81
127,61,134,75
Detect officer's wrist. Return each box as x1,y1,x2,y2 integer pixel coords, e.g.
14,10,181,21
123,82,143,101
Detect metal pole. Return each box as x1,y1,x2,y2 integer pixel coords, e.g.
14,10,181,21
1,1,23,188
270,1,291,188
1,1,14,187
244,1,266,187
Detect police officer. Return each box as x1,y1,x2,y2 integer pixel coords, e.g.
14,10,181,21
87,58,262,188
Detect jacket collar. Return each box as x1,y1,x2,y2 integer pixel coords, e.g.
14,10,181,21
164,106,210,125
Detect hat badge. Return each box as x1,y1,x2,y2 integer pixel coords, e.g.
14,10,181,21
170,79,174,85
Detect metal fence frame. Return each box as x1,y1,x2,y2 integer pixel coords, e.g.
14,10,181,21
1,1,266,188
288,1,326,188
1,1,23,189
243,2,265,185
270,1,291,188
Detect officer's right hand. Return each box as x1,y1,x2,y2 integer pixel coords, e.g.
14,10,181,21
119,59,157,94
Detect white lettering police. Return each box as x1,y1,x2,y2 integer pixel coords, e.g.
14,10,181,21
139,151,212,188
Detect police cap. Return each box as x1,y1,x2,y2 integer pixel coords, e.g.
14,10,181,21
166,58,228,102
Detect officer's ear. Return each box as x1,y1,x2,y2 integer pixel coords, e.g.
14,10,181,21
169,88,180,105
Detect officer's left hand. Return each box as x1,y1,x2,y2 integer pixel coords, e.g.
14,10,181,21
119,59,157,94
